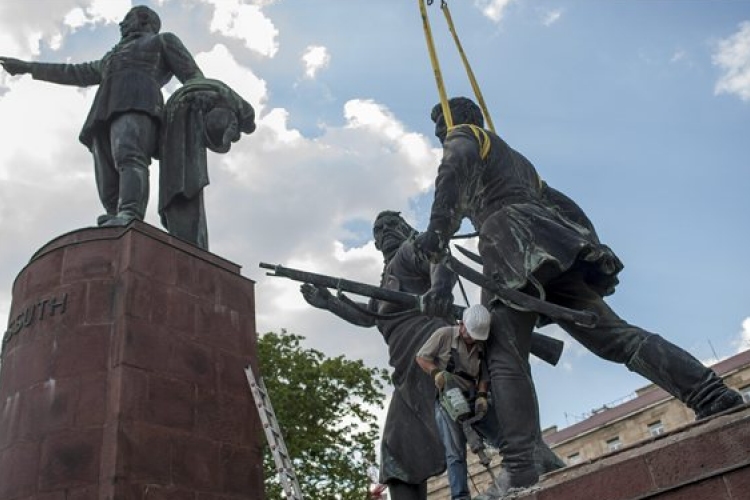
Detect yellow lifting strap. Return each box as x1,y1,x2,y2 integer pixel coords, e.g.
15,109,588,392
464,124,491,160
419,0,496,134
440,1,496,134
451,124,491,160
419,0,453,129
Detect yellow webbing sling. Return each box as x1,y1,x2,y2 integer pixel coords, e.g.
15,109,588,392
419,0,453,129
419,0,493,159
440,1,496,134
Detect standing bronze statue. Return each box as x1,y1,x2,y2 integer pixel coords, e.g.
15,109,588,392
0,5,255,249
414,97,744,499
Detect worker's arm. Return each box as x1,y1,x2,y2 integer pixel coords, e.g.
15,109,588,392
416,326,452,389
416,355,439,377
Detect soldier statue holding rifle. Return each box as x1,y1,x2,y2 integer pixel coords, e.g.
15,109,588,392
263,210,564,500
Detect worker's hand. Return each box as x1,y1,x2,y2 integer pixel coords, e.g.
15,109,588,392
433,370,447,390
414,230,445,263
0,57,31,75
474,395,488,416
300,283,332,309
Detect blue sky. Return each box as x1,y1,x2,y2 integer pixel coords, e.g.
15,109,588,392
0,0,748,434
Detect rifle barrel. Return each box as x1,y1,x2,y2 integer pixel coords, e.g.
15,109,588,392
259,262,564,366
259,262,420,309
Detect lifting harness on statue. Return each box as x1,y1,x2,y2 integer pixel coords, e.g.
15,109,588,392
419,0,496,135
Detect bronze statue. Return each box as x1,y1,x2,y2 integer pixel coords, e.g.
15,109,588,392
298,211,564,500
414,97,744,499
160,78,255,249
0,6,254,249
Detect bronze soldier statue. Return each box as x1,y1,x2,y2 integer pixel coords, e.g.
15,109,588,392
301,211,564,500
414,97,744,499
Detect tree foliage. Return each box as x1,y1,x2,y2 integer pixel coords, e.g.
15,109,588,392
257,330,391,500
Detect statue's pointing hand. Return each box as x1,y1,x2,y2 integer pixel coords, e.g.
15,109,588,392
0,57,31,76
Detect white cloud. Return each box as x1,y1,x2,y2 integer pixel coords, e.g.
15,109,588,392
63,0,130,31
713,21,750,101
63,9,89,31
203,0,279,57
195,43,268,114
474,0,515,23
736,317,750,353
302,45,330,79
343,99,439,190
86,0,131,24
0,0,127,57
0,77,94,181
540,8,563,27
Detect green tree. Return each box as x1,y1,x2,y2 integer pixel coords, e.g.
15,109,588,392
257,330,391,500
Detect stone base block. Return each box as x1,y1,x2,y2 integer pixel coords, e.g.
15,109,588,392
0,222,264,500
513,405,750,500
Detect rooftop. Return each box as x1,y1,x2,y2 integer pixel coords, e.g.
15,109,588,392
544,348,750,446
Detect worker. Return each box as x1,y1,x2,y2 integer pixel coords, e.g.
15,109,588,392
416,304,499,500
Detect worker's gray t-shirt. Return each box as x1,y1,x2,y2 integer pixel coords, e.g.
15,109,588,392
417,325,484,393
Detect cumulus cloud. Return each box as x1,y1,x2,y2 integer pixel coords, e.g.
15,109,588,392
343,99,438,190
302,45,330,79
474,0,515,23
63,0,131,31
204,0,279,57
0,0,77,56
195,43,268,113
713,21,750,101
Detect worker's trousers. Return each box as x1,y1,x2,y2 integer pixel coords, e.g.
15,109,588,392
434,400,500,500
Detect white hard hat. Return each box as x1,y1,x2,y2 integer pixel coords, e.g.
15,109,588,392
462,304,491,341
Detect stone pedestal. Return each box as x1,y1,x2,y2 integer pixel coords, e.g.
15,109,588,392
510,406,750,500
0,222,264,499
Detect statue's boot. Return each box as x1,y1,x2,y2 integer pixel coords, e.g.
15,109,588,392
97,213,117,226
475,380,539,499
535,440,565,475
102,165,149,227
626,334,744,420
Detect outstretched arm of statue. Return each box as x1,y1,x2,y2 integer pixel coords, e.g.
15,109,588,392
0,57,31,76
15,59,102,87
300,284,376,328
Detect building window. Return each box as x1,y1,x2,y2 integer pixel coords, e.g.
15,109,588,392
648,420,665,437
567,452,582,465
606,437,623,452
740,385,750,403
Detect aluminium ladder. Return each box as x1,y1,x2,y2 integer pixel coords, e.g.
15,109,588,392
244,366,304,500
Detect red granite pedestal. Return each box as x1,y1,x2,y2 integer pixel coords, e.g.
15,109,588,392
0,222,264,500
516,405,750,500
